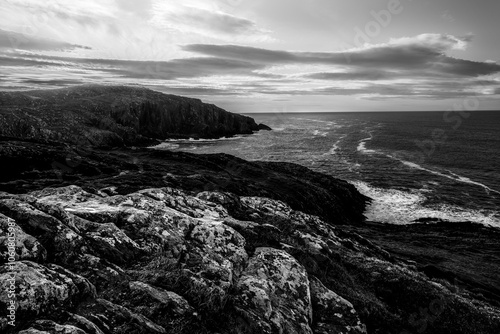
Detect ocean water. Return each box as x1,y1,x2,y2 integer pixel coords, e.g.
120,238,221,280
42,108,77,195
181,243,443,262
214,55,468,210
153,111,500,227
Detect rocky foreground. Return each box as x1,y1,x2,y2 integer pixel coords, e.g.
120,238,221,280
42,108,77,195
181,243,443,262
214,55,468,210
0,140,499,333
1,183,499,334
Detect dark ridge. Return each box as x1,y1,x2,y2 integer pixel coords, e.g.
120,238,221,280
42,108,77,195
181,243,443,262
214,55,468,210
0,85,270,148
0,139,368,225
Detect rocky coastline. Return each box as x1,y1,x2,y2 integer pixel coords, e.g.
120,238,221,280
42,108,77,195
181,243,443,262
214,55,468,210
0,86,270,147
1,87,499,334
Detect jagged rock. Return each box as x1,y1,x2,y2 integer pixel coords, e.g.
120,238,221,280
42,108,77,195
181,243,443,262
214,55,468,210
183,221,247,292
0,261,96,332
139,188,229,220
125,281,194,328
0,182,498,334
309,276,366,334
0,198,84,264
240,197,292,219
69,254,130,294
233,247,313,334
65,313,105,334
18,320,88,334
32,186,191,260
76,298,166,334
75,219,144,265
0,139,369,226
0,213,46,263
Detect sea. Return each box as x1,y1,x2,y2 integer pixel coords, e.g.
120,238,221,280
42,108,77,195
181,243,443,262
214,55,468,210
153,110,500,228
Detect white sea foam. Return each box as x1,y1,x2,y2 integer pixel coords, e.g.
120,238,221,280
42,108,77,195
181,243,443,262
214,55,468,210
312,130,328,137
149,143,180,150
386,154,500,195
292,117,336,126
324,135,346,155
357,132,376,154
150,136,245,149
328,143,340,155
352,181,500,228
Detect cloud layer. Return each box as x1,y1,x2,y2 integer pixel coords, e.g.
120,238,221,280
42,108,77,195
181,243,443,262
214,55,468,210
0,29,91,51
1,32,499,104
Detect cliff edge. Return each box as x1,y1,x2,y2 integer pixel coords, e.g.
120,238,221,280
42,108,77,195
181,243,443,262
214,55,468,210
0,85,268,147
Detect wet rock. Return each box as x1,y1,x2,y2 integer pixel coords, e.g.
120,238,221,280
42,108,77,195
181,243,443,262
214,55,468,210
258,124,272,131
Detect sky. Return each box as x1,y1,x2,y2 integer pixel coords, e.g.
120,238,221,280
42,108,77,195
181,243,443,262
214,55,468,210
1,0,500,112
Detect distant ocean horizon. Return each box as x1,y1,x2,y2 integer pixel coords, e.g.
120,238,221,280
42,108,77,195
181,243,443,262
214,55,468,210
153,110,500,228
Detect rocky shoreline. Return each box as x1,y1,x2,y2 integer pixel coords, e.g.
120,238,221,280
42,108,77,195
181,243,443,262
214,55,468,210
1,87,499,333
1,138,499,334
0,86,270,147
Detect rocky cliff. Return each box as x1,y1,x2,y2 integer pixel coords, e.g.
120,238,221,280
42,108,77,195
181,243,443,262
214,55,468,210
0,86,268,147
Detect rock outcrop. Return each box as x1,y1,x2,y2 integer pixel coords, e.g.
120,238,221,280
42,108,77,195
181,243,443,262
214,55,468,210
0,139,369,225
0,85,267,147
1,185,499,334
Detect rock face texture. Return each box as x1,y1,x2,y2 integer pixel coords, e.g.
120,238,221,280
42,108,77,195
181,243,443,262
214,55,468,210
0,85,266,147
0,140,369,225
0,185,499,334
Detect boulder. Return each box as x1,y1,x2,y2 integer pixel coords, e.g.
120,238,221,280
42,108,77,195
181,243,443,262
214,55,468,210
309,276,366,334
0,261,96,332
233,247,312,334
18,320,88,334
0,199,83,264
76,299,166,334
126,281,194,328
0,213,46,263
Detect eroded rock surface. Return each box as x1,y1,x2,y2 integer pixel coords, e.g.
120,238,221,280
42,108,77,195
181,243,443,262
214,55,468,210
0,185,498,334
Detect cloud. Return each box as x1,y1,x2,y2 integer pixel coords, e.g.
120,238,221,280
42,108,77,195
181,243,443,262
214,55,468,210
387,33,473,51
305,70,393,81
21,78,84,86
1,51,266,80
0,29,91,51
1,33,499,102
150,2,272,41
254,83,491,99
0,54,57,66
184,34,500,77
2,0,117,27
